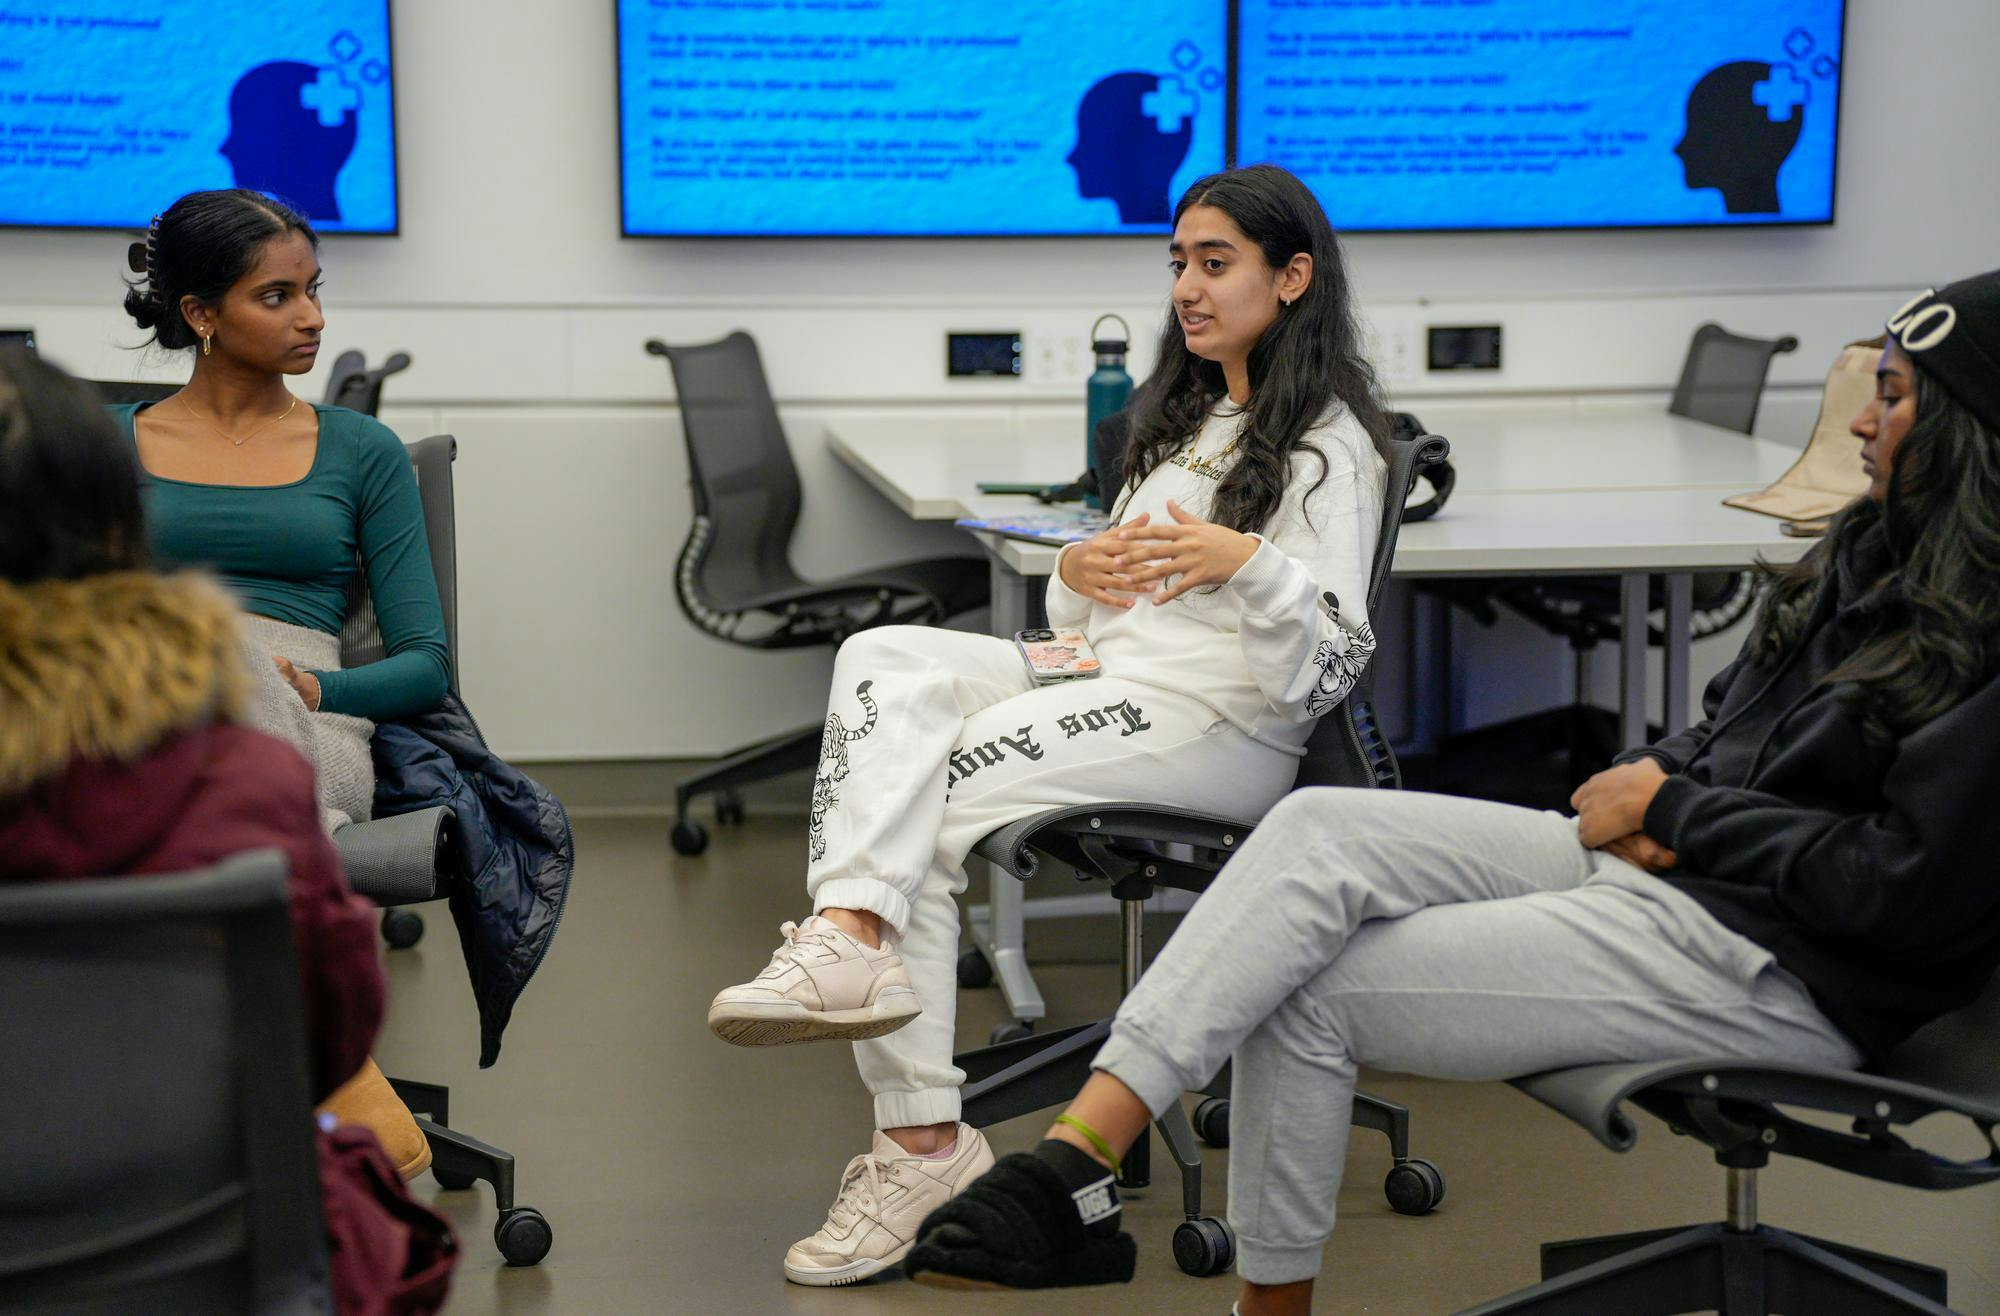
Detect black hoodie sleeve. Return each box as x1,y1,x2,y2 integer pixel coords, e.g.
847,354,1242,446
1613,655,1746,773
1643,670,2000,962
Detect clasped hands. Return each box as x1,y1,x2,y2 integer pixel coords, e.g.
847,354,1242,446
1572,758,1677,873
1057,500,1260,608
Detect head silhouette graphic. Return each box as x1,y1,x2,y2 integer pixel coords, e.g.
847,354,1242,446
1069,72,1195,226
1674,61,1806,215
220,61,359,222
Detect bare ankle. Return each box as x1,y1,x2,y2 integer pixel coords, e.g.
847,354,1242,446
1238,1278,1315,1316
818,907,885,948
1044,1121,1116,1171
884,1121,959,1156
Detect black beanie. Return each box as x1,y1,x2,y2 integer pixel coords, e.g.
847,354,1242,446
1885,269,2000,436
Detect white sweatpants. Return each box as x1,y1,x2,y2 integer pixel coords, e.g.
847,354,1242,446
805,626,1299,1130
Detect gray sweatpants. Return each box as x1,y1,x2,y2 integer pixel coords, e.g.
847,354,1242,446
1093,786,1862,1285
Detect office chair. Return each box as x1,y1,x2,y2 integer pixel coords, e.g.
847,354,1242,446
86,378,179,406
0,853,331,1313
321,349,412,416
1463,970,2000,1314
950,428,1454,1279
329,435,554,1267
645,332,990,855
1420,324,1799,793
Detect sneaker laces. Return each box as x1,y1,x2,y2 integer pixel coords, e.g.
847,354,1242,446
764,919,840,972
825,1150,893,1231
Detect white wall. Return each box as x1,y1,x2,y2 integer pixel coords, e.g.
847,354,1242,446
4,0,1995,759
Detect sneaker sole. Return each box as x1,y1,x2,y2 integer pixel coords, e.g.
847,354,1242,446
707,990,920,1047
783,1247,908,1288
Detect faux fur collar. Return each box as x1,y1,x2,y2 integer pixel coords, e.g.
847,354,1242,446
0,571,248,795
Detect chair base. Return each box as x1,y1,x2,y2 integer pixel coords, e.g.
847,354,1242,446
1459,1221,1950,1316
673,723,823,821
389,1077,553,1266
954,1020,1424,1227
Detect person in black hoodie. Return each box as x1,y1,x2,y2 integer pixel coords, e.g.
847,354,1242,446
899,271,2000,1314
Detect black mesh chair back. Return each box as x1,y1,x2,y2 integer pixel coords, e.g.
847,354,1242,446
650,333,810,625
87,379,180,406
320,351,412,418
1294,428,1452,792
1669,322,1801,435
339,434,459,693
0,852,329,1314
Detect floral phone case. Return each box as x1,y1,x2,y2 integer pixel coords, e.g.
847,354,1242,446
1014,628,1103,683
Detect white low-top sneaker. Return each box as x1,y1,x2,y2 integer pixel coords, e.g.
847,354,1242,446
708,915,921,1046
784,1125,996,1287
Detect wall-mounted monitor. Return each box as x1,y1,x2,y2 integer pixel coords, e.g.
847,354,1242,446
0,1,398,233
1237,0,1844,231
616,0,1229,236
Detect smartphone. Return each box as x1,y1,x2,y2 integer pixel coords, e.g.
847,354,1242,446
977,481,1051,496
1014,628,1103,683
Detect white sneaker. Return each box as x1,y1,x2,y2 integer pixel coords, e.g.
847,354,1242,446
784,1125,996,1287
708,916,921,1046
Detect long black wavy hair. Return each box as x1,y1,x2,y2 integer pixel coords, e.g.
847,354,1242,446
1748,356,2000,744
1116,164,1389,535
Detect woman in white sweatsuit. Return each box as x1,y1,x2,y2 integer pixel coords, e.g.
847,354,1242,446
708,163,1394,1288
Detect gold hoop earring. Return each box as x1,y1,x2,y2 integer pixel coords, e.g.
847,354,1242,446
201,332,212,357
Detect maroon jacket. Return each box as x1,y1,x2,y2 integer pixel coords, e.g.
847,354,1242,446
0,570,450,1313
0,722,383,1097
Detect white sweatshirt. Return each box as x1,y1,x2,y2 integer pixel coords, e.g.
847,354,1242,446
1046,402,1386,754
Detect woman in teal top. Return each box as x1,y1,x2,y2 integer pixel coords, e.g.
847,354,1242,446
119,189,448,832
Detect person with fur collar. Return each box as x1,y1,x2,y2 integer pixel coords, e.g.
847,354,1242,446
0,347,454,1313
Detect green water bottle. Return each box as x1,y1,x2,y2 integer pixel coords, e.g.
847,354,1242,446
1085,314,1132,510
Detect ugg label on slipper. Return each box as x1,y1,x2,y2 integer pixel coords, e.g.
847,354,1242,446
1071,1177,1119,1227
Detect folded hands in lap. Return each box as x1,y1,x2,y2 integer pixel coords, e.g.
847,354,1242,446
1571,758,1677,873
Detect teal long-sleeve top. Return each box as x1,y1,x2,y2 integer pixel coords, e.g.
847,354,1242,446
112,403,451,721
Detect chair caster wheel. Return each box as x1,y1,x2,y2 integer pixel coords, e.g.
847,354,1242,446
1172,1216,1236,1277
1384,1158,1445,1215
670,819,709,856
381,908,424,950
956,948,994,989
716,792,747,825
1192,1097,1231,1148
495,1207,553,1266
432,1165,477,1191
989,1020,1034,1045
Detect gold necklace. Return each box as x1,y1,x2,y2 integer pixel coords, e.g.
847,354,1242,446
178,393,299,447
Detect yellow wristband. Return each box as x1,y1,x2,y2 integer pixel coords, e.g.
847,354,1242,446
1053,1114,1122,1176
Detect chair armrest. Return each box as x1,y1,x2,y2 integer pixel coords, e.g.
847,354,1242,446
972,803,1258,890
332,807,453,906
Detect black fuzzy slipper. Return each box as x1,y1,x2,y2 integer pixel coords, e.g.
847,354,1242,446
904,1151,1137,1290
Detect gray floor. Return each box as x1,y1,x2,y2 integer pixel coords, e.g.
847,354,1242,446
376,813,2000,1315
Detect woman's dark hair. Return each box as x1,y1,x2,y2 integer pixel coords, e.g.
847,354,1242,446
1748,358,2000,743
0,347,150,584
122,189,317,351
1117,164,1389,535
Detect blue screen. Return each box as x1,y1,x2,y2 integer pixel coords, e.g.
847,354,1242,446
617,0,1229,236
1238,0,1843,231
0,2,397,233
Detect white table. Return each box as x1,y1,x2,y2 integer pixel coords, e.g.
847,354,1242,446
828,407,1813,1025
829,408,1805,514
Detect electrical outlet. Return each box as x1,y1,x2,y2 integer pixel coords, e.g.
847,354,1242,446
1369,319,1418,381
1028,333,1092,385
